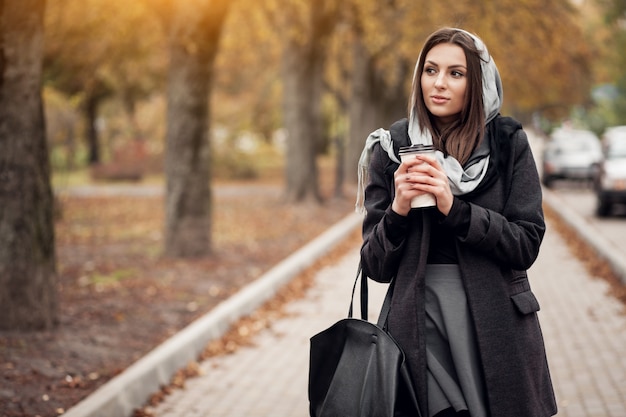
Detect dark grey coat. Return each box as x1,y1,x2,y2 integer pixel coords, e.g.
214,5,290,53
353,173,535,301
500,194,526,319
360,116,557,417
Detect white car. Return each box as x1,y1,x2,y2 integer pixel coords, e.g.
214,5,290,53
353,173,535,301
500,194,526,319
542,128,603,188
594,126,626,217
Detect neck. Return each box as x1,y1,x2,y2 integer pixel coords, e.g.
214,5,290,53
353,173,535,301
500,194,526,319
433,114,460,132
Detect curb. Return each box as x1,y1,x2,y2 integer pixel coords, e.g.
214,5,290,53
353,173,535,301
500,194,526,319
62,212,363,417
542,188,626,285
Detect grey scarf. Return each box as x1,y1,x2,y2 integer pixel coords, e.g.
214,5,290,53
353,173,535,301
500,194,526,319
355,29,503,213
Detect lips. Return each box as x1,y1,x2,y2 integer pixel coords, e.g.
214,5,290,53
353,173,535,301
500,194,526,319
431,95,449,104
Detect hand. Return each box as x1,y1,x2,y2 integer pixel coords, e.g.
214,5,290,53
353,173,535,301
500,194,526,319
391,154,453,216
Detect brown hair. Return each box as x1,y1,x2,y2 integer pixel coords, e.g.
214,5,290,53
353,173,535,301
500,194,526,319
409,28,486,165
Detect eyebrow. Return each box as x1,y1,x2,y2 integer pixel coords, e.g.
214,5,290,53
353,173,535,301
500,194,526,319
425,60,467,70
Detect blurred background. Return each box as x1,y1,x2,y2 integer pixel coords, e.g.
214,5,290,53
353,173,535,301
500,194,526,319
3,0,626,333
2,1,626,415
40,0,624,185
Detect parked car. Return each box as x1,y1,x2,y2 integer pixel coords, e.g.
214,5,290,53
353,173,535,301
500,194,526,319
541,128,603,188
594,126,626,217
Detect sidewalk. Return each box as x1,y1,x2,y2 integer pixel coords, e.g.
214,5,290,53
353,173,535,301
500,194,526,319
150,218,626,417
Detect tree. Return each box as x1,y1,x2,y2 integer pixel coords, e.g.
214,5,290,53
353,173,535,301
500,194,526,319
212,0,283,141
600,0,626,124
163,0,231,257
265,0,338,203
44,0,114,164
0,0,57,330
44,0,166,165
484,0,592,122
342,0,421,184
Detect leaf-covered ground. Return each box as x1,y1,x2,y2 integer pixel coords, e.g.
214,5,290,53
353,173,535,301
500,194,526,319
0,180,356,417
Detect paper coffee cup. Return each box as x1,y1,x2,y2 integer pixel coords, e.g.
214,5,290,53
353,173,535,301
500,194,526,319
399,145,437,209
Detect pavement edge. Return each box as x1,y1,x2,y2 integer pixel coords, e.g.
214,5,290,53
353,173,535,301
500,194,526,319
543,188,626,285
61,212,363,417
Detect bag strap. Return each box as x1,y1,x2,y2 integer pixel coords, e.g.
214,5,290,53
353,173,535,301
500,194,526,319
348,263,395,326
376,279,395,329
348,263,368,320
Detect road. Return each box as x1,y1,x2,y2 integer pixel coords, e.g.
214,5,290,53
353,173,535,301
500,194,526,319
529,129,626,271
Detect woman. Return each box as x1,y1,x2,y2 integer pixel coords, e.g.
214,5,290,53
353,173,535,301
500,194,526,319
357,28,557,417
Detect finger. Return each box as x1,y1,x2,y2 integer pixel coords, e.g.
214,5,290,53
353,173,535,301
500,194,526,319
416,154,444,170
416,154,437,163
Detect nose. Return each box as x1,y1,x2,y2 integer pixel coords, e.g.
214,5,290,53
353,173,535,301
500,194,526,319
434,73,446,89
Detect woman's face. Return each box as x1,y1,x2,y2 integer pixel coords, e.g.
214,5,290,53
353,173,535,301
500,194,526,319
420,42,468,128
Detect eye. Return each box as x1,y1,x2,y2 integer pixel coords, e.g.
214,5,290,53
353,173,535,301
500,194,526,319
424,67,437,75
451,70,465,78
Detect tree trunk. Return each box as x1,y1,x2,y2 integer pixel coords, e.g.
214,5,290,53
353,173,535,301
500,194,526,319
84,93,100,165
281,0,337,203
345,37,408,184
0,0,58,330
164,0,230,258
345,38,381,184
282,39,321,203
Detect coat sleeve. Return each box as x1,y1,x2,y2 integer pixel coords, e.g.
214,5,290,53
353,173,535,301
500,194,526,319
442,128,545,270
359,143,411,283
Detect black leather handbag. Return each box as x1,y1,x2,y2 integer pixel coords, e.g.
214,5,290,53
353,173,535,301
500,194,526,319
308,265,421,417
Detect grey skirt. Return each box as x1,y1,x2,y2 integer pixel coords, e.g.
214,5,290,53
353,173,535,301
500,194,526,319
425,264,488,417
